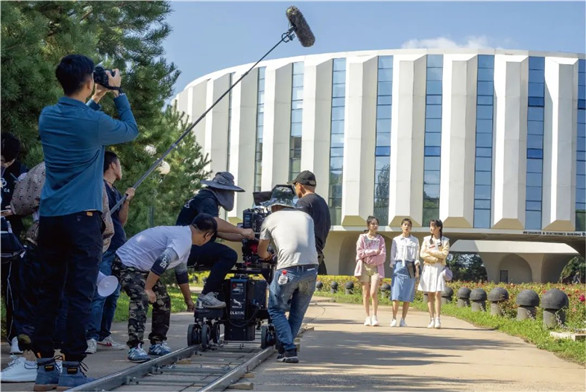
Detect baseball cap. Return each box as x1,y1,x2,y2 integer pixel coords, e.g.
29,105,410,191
289,170,316,186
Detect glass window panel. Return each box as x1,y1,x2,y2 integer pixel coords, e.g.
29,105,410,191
291,109,303,123
378,68,393,81
376,146,390,156
528,120,544,135
579,85,586,100
477,105,493,120
478,55,494,69
292,74,304,87
291,101,303,110
258,67,266,79
424,184,440,198
526,186,542,201
475,171,492,187
289,88,302,101
330,147,344,157
333,71,346,84
578,109,585,124
577,202,586,211
332,84,346,97
526,211,541,229
290,158,301,174
477,68,494,81
577,151,586,162
476,119,493,134
425,146,441,156
579,99,586,110
577,163,585,175
330,184,343,198
376,131,391,147
426,95,442,105
291,122,302,137
376,119,391,133
527,159,542,173
425,119,442,133
527,148,543,159
527,136,543,149
332,97,345,107
257,113,264,126
477,81,493,95
475,185,491,199
378,56,393,69
577,189,586,204
424,171,440,185
376,156,390,170
425,133,441,147
293,62,304,74
529,69,544,83
331,133,344,147
476,157,492,171
528,97,545,107
476,147,492,157
427,55,443,68
426,67,443,81
377,95,392,105
476,133,493,148
332,106,345,121
378,81,392,96
424,156,441,170
477,95,493,105
330,157,343,170
333,59,346,71
426,105,442,119
529,57,545,70
529,82,544,98
475,199,491,209
528,107,543,121
527,172,542,187
527,201,542,211
474,210,491,228
377,107,392,119
331,120,344,134
426,81,442,95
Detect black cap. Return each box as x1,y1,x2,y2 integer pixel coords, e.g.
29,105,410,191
289,170,316,186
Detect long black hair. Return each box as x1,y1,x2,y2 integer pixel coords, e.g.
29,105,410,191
364,215,379,233
429,219,443,243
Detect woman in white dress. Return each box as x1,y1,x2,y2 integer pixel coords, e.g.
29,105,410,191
418,219,450,329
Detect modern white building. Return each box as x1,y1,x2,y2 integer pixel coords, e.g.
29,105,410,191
174,49,585,283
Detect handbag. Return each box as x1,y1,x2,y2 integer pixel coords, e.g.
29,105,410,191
441,266,453,282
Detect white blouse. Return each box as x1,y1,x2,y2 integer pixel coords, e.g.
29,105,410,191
390,235,420,267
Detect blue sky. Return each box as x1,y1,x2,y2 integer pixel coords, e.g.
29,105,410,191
164,1,585,97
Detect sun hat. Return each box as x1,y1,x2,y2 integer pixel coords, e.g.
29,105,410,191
201,172,244,192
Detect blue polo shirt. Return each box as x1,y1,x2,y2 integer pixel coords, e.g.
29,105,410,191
39,95,138,217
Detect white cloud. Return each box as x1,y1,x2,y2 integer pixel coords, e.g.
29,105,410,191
401,36,495,49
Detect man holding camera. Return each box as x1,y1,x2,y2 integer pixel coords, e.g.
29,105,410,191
32,54,138,390
176,172,255,309
257,187,318,364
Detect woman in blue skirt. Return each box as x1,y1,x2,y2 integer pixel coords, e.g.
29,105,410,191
389,218,420,327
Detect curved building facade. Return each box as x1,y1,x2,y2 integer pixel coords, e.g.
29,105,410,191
174,49,585,282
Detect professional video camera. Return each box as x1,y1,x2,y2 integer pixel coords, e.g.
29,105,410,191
187,184,295,350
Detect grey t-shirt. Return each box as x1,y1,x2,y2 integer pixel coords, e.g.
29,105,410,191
260,209,318,269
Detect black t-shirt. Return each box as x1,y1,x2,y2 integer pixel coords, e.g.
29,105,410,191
105,180,127,251
1,161,28,236
296,193,330,253
176,189,219,224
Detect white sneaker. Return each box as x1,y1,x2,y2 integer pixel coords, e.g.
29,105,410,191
0,356,37,382
197,292,226,309
85,338,97,354
434,318,441,329
364,316,371,326
98,336,126,350
399,319,407,327
371,315,379,326
390,319,398,327
9,337,22,355
427,319,435,328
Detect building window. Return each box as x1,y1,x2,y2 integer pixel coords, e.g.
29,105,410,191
422,55,443,225
254,67,266,192
329,58,346,225
577,59,586,231
289,62,304,181
525,57,545,230
474,55,495,228
373,56,393,226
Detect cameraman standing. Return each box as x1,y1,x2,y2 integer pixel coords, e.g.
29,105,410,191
257,187,318,364
32,54,138,390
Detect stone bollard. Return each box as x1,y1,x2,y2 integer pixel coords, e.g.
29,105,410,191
515,289,539,320
345,281,354,295
380,283,391,299
541,289,569,329
316,281,323,291
488,287,509,316
330,281,338,294
441,286,454,305
470,288,487,312
457,287,471,307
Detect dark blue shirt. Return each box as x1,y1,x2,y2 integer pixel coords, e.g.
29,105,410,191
176,189,220,225
105,181,126,250
39,96,138,216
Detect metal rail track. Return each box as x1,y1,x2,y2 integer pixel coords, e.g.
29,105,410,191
70,338,274,392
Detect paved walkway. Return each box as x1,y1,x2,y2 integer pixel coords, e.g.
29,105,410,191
1,298,584,391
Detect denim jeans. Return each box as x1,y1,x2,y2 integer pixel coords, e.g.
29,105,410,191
268,264,318,351
86,248,121,341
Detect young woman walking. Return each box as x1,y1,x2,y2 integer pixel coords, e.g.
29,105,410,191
418,219,450,329
354,216,386,326
389,218,419,327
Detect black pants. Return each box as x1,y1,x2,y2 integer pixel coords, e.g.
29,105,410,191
32,212,102,361
1,256,20,341
317,252,327,275
187,241,237,295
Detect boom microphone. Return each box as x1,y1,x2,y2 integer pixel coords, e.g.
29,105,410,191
286,6,315,47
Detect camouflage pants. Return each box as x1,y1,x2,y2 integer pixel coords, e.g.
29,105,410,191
116,262,170,348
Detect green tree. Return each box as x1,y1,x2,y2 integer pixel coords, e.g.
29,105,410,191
1,1,209,234
559,256,585,283
448,253,488,282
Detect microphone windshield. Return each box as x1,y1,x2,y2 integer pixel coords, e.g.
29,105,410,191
286,6,315,48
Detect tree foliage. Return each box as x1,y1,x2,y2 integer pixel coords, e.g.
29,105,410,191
1,1,209,235
447,253,488,282
559,256,585,284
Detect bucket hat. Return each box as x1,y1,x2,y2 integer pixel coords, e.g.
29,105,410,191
201,172,244,192
264,185,296,209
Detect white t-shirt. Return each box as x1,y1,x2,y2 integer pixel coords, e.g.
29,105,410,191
116,225,192,272
260,209,318,269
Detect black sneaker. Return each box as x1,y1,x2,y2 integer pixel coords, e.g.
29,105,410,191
277,349,298,363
